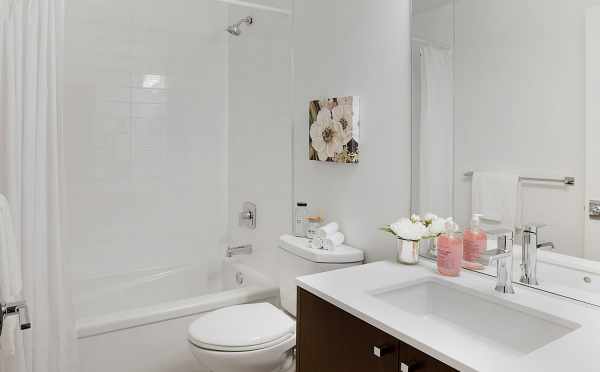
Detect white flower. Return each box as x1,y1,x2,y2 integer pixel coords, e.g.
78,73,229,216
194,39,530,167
423,213,438,224
332,102,354,144
390,218,427,241
427,217,447,237
410,214,422,223
319,99,336,111
310,109,344,161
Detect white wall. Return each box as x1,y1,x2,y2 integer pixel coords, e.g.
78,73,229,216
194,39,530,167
412,0,454,47
453,0,600,257
226,1,293,280
64,0,229,280
292,0,413,262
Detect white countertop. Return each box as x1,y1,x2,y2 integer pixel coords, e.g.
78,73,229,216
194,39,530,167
296,260,600,372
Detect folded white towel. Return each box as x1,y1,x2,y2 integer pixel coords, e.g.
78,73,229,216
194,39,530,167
323,232,345,251
317,222,339,239
0,194,22,355
472,172,520,230
310,237,323,249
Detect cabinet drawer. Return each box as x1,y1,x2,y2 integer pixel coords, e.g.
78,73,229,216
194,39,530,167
297,287,458,372
297,288,398,372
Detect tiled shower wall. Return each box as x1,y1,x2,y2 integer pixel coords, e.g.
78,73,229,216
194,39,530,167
63,0,229,281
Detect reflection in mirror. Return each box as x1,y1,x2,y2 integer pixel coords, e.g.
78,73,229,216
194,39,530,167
411,0,600,306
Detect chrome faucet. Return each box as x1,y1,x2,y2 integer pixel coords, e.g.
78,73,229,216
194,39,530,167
226,244,253,258
518,224,554,286
488,231,516,294
1,301,31,336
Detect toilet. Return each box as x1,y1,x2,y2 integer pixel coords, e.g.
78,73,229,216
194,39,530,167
187,234,364,372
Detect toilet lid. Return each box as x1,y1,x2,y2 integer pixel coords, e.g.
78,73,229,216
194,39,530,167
188,303,295,352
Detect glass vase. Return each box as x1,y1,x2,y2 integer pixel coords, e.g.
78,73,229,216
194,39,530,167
397,238,420,265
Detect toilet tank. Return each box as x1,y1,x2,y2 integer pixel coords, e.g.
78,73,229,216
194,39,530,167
277,235,364,316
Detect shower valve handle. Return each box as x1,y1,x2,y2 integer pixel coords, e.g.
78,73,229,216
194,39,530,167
0,301,31,336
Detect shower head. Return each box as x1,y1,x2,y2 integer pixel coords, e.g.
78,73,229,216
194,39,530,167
226,16,253,36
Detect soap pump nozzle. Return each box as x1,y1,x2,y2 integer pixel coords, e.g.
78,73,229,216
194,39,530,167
471,213,484,229
445,218,460,236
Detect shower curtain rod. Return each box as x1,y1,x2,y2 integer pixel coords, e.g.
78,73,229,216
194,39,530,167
216,0,292,15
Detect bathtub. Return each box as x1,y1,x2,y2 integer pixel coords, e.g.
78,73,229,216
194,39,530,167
74,258,279,372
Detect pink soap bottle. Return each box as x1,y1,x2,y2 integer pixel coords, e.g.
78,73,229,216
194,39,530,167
437,219,463,277
463,214,487,262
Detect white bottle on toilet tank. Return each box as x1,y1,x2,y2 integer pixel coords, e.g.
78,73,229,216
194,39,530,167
294,202,308,237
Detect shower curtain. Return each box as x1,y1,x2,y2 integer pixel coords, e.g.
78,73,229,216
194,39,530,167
418,46,454,218
0,1,77,372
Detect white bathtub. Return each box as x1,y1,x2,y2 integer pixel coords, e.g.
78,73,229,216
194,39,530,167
74,258,279,372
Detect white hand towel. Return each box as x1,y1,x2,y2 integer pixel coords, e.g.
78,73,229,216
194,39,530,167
310,237,323,249
0,194,23,355
323,232,345,251
471,172,520,230
317,222,339,239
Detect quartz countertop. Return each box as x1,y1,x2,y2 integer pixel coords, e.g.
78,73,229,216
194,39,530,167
296,260,600,372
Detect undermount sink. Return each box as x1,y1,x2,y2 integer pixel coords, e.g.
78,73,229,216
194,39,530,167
372,278,580,357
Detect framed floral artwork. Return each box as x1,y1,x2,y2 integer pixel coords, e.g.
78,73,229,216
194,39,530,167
309,96,359,163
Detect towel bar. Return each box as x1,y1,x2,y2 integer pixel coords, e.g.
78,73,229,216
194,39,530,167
463,171,575,186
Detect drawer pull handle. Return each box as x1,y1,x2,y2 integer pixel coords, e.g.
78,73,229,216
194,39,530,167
401,361,418,372
373,344,393,358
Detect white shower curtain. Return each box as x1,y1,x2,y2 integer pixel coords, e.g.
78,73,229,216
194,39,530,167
0,1,77,372
418,46,454,218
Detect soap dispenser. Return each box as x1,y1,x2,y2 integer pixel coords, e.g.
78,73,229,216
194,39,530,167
463,214,487,262
437,219,463,277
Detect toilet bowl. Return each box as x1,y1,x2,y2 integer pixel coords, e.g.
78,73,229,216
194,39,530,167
188,235,364,372
188,303,296,372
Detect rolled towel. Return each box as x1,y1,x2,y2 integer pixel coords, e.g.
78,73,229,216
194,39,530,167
310,237,323,249
317,222,339,239
322,232,345,251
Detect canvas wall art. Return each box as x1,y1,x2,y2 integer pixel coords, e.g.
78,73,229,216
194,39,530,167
309,96,359,164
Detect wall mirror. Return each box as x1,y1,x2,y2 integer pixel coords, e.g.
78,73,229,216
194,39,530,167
411,0,600,306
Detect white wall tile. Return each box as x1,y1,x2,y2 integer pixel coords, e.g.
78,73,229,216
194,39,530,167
226,6,293,280
64,0,229,280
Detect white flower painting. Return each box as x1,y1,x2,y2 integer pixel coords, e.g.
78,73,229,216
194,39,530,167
309,96,359,163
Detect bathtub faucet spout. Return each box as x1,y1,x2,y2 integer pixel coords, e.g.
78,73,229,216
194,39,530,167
226,244,253,258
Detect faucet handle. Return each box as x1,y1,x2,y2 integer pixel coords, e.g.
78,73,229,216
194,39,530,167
488,251,512,265
497,235,512,253
537,241,555,250
17,304,30,330
520,223,547,234
0,301,31,335
489,250,516,294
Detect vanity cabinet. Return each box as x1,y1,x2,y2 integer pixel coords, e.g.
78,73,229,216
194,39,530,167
296,288,457,372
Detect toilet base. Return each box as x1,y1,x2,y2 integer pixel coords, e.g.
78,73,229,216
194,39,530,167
189,334,296,372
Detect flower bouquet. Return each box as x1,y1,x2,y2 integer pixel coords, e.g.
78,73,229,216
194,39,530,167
381,214,448,264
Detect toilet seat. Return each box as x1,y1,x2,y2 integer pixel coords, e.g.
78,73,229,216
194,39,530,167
188,303,295,352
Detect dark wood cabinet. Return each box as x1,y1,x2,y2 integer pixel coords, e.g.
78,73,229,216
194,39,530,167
297,288,458,372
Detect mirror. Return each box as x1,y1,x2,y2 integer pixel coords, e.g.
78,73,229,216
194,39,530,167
411,0,600,306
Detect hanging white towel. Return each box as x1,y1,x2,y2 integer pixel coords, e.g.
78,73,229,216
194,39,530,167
0,194,23,355
471,172,520,230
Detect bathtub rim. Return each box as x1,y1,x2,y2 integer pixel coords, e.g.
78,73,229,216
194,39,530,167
75,258,279,339
77,284,278,339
